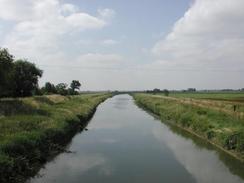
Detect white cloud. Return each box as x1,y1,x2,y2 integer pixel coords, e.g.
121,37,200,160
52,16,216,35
98,8,116,20
0,0,34,21
76,53,123,68
0,0,115,59
1,0,243,90
101,39,118,46
38,52,131,90
0,0,121,90
65,13,106,30
152,0,244,71
60,3,78,15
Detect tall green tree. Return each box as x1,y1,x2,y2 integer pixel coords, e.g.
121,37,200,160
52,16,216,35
0,48,14,97
43,82,57,94
56,83,68,96
163,89,169,96
70,80,81,94
13,60,43,97
152,88,161,94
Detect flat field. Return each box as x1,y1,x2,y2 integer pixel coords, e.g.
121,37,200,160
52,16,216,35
157,92,244,114
167,92,244,102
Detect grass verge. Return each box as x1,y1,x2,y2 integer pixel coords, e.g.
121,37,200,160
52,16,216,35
0,93,111,182
133,93,244,162
166,92,244,102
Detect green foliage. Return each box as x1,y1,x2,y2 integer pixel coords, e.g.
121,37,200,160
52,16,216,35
12,60,43,97
41,81,82,96
163,89,169,96
42,82,57,94
56,83,68,96
146,89,170,96
0,48,44,98
0,48,14,97
153,88,161,94
70,80,81,93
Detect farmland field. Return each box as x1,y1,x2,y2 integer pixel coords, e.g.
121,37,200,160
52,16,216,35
156,92,244,115
165,92,244,102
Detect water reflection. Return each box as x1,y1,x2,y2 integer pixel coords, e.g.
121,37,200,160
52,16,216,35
112,96,129,110
160,120,244,181
28,95,244,183
29,153,111,183
152,125,243,183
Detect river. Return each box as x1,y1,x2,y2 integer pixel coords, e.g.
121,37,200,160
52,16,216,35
28,95,244,183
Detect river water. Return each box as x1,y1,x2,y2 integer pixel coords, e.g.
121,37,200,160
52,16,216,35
28,95,244,183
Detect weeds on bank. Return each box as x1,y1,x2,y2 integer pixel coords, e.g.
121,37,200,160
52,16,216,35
134,94,244,159
0,93,111,182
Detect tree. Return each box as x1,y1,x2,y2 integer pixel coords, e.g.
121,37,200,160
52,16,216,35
56,83,68,95
13,60,43,97
70,80,81,95
187,88,196,92
43,82,57,94
152,88,161,94
0,48,14,97
163,89,169,96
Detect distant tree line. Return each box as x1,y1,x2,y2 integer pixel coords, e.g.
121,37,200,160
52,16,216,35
182,88,196,92
146,88,169,96
145,88,244,94
0,48,81,98
41,80,81,95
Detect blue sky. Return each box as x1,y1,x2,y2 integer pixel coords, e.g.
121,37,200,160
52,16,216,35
0,0,243,90
60,0,191,63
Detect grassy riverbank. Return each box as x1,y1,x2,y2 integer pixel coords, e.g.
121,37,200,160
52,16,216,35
0,93,111,182
133,93,244,161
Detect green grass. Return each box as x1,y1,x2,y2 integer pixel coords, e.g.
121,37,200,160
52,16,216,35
156,92,244,114
133,93,244,161
165,92,244,102
0,93,111,182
